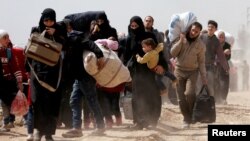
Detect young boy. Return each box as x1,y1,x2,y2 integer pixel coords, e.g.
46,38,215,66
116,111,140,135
136,38,177,95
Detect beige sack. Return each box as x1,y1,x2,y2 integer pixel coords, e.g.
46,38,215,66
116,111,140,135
83,43,131,88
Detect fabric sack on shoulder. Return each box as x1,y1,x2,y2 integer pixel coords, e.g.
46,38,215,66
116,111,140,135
25,30,62,66
83,42,132,88
192,85,216,123
168,11,197,43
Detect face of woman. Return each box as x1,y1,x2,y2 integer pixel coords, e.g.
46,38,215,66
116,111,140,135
43,19,55,27
218,33,225,43
130,22,139,29
0,35,10,47
97,19,104,25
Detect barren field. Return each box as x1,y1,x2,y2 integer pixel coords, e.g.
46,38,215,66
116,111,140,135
1,90,250,141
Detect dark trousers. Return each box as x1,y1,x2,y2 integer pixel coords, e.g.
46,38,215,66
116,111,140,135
98,90,121,121
214,65,230,103
26,106,34,134
0,79,17,106
0,79,17,125
219,68,230,101
70,79,104,129
175,69,198,123
156,71,176,91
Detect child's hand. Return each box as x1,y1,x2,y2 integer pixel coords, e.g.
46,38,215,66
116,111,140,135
136,54,139,58
154,65,165,75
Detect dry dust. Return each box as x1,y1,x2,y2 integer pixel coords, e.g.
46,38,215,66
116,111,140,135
0,90,249,141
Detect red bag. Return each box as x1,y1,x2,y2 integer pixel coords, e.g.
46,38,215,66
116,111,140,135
96,83,125,93
10,90,29,116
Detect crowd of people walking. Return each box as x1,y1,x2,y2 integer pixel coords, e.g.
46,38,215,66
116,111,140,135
0,8,249,141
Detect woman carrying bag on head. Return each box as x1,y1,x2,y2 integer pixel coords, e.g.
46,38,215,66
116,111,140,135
26,8,67,141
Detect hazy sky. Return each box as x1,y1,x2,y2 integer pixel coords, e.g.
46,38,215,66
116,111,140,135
1,0,250,46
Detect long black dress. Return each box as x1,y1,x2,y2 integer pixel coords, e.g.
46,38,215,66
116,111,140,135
124,16,168,128
28,9,67,136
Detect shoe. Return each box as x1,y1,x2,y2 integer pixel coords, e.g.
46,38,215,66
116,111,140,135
23,119,28,126
182,122,190,129
0,127,10,132
26,134,34,141
3,122,15,129
130,124,143,130
15,119,24,126
57,121,63,128
45,135,54,141
62,128,83,138
91,128,105,135
34,131,42,141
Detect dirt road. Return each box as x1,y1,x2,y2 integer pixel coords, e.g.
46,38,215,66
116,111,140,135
1,90,249,141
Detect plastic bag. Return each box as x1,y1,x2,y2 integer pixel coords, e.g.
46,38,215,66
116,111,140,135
121,91,133,120
10,90,29,116
215,30,235,47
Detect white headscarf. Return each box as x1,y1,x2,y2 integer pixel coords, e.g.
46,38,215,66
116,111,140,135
0,29,8,39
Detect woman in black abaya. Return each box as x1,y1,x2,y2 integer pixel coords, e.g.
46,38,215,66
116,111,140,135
28,8,67,141
124,16,168,129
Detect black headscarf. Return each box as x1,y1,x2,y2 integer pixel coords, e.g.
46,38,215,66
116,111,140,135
38,8,56,31
127,16,145,52
124,16,158,65
128,16,145,37
95,12,110,30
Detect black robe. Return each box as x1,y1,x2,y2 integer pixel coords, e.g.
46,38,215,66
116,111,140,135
28,8,67,136
124,16,168,127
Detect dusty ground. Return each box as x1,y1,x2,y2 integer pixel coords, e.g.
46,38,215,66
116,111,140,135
0,90,249,141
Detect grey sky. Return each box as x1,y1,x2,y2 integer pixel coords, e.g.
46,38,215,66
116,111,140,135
1,0,250,46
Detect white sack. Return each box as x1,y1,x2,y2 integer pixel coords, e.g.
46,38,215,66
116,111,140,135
168,11,197,42
83,43,132,88
215,30,235,47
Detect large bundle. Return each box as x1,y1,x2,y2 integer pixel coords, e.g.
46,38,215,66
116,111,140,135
215,30,235,47
83,43,132,88
64,11,105,33
168,11,197,42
